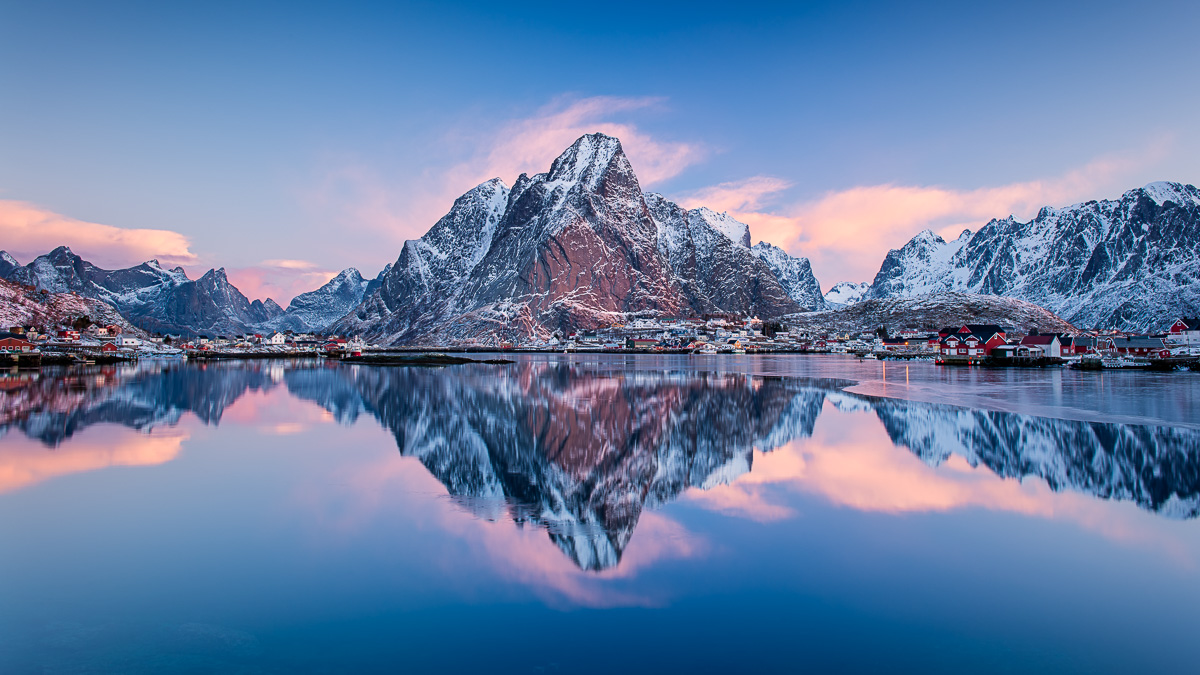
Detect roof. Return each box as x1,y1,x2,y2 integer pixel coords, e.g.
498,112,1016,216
959,324,1006,336
1174,317,1200,330
1115,336,1165,349
1020,335,1059,345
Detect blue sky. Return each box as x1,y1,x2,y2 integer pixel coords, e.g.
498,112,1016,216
2,1,1198,301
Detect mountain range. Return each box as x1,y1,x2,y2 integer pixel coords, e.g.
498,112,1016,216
2,134,1196,338
0,246,388,336
855,181,1200,330
331,134,824,344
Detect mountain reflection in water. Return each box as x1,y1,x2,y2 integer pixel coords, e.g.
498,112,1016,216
2,360,1198,569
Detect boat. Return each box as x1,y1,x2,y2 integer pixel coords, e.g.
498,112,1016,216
862,353,879,360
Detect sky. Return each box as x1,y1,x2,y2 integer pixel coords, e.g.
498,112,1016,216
2,0,1199,303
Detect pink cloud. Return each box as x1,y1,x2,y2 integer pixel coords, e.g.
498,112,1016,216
0,199,197,269
309,96,706,247
225,260,337,305
445,95,705,190
674,145,1168,288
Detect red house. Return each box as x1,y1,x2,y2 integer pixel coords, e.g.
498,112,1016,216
939,325,1008,357
1113,336,1166,356
1168,318,1200,347
100,342,119,353
0,337,34,352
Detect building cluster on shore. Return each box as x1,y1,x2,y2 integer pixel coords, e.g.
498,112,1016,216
3,315,1198,369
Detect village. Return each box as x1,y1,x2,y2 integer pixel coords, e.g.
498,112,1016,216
2,314,1199,371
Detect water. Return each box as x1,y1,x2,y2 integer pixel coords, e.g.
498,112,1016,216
2,355,1198,673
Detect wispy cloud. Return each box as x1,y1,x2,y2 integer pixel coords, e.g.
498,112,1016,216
310,95,706,246
674,144,1168,288
445,95,705,190
0,199,197,269
226,259,337,305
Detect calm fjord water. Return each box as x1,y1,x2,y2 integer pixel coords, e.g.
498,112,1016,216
2,355,1198,673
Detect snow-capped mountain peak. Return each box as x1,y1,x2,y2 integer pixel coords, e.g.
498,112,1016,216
823,281,871,307
864,181,1200,329
1139,180,1200,207
545,132,629,190
691,207,752,247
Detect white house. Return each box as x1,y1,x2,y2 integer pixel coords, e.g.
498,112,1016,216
117,336,140,348
1168,318,1200,347
266,332,287,345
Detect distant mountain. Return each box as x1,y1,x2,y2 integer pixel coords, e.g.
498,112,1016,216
863,182,1200,331
823,281,871,308
1,246,277,335
262,266,387,334
785,291,1077,335
333,133,824,344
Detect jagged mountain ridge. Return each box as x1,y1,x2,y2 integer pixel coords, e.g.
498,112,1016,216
0,246,391,335
333,133,825,344
262,266,389,333
1,246,278,335
863,182,1200,330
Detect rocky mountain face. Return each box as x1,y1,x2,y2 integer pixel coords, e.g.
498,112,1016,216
334,134,824,344
647,194,803,316
862,182,1200,330
823,281,871,308
784,291,1077,334
0,246,278,335
0,277,143,335
750,242,826,311
262,267,386,333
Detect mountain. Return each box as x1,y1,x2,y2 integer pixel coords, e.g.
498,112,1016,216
0,277,143,334
0,251,19,278
823,281,871,308
750,242,826,310
334,134,822,344
863,182,1200,330
263,267,373,333
785,291,1076,334
647,194,802,316
1,246,279,335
